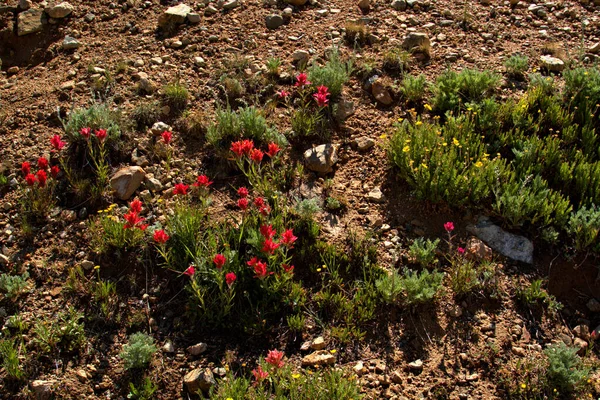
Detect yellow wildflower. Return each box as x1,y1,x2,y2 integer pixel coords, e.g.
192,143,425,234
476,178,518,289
474,161,483,168
521,383,526,389
403,145,410,153
453,138,460,146
442,142,448,146
379,134,387,139
292,373,301,379
330,349,337,354
424,104,432,111
421,163,428,169
415,121,423,126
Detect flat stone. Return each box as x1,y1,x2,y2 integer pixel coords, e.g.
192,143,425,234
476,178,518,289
540,55,564,73
467,217,534,264
30,380,54,400
402,32,431,59
187,342,208,356
372,79,393,106
292,49,310,62
163,341,175,353
353,361,367,375
367,187,385,203
18,8,44,36
391,0,407,10
311,336,326,350
355,136,375,151
186,12,200,23
109,166,145,200
334,98,355,122
183,368,215,394
303,144,338,174
158,4,191,27
301,350,336,367
408,359,423,371
222,0,240,10
46,2,74,18
589,43,600,54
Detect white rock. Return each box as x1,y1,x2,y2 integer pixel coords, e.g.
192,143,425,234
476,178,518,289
109,166,146,200
46,2,74,18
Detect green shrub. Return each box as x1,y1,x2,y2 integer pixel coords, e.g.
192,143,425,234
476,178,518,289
375,269,403,304
516,279,562,314
206,106,287,150
383,48,411,74
128,377,158,400
399,268,444,307
408,238,439,267
265,57,282,76
308,50,352,99
0,339,25,380
286,313,306,332
563,67,600,127
504,54,529,79
544,343,590,395
131,102,160,130
400,74,428,104
0,272,30,299
432,69,501,115
449,258,480,297
388,116,505,205
220,76,246,100
566,206,600,251
33,308,86,354
120,332,157,370
62,103,122,144
162,81,189,115
291,108,324,139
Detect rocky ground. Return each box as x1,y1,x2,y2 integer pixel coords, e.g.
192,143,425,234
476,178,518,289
1,0,600,399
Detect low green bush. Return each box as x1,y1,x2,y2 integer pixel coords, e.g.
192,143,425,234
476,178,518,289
544,343,590,395
120,333,157,370
408,237,439,267
308,50,352,99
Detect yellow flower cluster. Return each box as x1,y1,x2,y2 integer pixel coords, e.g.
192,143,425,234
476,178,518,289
97,203,118,214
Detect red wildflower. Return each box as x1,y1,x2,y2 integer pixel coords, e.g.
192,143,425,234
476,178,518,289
280,229,297,248
253,260,270,278
457,247,465,255
231,141,244,158
313,92,329,107
247,257,260,268
37,157,49,170
250,149,264,163
254,197,265,208
36,170,47,188
241,139,254,155
95,129,107,142
173,183,189,195
123,211,145,229
237,187,249,198
183,265,195,277
294,73,311,87
153,229,170,244
193,174,213,188
277,90,290,99
260,224,276,240
80,127,92,139
25,173,36,186
237,198,249,210
265,349,285,368
262,238,280,255
213,253,226,269
252,365,269,382
50,135,66,150
129,199,143,214
225,272,237,286
444,222,454,232
50,165,60,179
21,161,31,175
266,142,280,158
282,264,295,274
316,85,329,95
161,131,172,144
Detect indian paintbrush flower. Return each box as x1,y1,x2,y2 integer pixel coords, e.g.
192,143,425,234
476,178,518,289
37,157,49,170
213,253,226,269
153,229,170,244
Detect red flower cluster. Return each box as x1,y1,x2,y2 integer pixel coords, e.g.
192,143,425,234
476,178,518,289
294,73,311,87
50,135,66,151
193,174,213,188
161,131,173,145
230,140,282,163
80,127,107,142
37,157,49,170
21,162,31,175
21,155,58,188
265,349,285,368
247,257,271,279
313,85,330,107
183,265,195,277
252,365,269,383
95,129,107,142
80,127,91,139
123,199,147,230
444,221,454,232
213,253,226,269
173,183,189,196
253,197,270,216
153,229,170,244
225,272,236,286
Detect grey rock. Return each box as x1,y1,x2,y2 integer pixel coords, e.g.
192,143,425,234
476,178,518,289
304,144,338,174
184,368,215,394
193,56,206,67
145,177,163,192
355,136,375,151
18,8,44,36
590,43,600,54
467,217,534,264
301,350,336,367
81,260,94,270
84,12,95,22
163,341,175,353
587,298,600,313
265,14,284,29
187,342,208,355
158,4,191,27
45,2,74,18
109,166,146,200
204,5,218,15
391,0,407,10
222,0,240,10
311,336,326,350
151,122,172,135
367,187,385,203
292,49,309,62
334,98,355,122
540,55,564,72
282,7,293,17
62,35,80,50
187,12,201,23
402,32,431,58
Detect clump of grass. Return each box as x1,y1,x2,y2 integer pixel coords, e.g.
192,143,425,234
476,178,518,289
344,21,369,47
504,54,529,80
431,69,501,114
62,103,122,144
266,57,282,76
131,102,160,130
408,237,439,267
220,76,246,101
382,48,411,74
516,279,562,314
376,268,444,306
307,50,352,99
162,81,189,115
400,74,428,104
